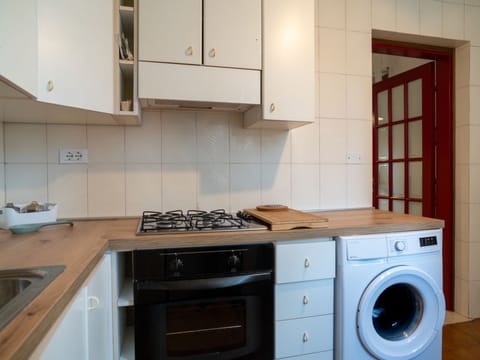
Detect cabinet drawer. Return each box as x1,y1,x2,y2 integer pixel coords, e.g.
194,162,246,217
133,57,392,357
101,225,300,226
275,315,333,359
275,279,333,320
275,240,335,283
276,350,333,360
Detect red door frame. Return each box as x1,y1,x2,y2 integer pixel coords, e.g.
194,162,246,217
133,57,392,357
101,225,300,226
372,40,454,310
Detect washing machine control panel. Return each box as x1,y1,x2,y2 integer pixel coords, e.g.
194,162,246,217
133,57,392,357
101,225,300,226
387,231,441,256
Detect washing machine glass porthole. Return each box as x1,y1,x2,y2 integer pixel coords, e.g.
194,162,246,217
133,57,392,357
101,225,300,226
372,283,424,341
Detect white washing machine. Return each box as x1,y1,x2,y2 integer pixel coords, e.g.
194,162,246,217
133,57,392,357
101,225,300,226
335,229,445,360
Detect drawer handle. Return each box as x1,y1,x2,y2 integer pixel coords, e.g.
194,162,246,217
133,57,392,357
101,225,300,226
270,102,276,112
47,80,54,92
303,295,309,305
303,331,309,343
87,296,100,310
304,257,310,268
209,48,216,58
186,46,193,56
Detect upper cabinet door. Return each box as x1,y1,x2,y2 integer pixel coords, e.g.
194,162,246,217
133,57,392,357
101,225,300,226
0,0,38,98
37,0,114,113
203,0,261,69
262,0,315,121
139,0,202,64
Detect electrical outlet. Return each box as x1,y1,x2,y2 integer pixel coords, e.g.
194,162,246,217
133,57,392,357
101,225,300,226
346,152,361,163
60,149,88,164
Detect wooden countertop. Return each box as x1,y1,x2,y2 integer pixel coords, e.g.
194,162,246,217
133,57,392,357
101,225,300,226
0,209,444,359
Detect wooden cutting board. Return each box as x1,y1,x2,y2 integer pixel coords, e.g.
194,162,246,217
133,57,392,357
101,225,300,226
244,207,328,231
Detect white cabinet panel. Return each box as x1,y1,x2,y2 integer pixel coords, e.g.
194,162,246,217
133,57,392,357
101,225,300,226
280,352,333,360
203,0,261,69
276,240,335,283
139,0,202,64
275,315,334,359
37,0,114,113
275,279,333,320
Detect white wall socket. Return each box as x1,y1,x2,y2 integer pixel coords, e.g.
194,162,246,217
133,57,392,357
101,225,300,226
346,152,361,163
60,149,88,164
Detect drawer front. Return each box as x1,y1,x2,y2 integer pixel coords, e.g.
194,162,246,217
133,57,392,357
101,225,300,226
275,315,333,359
275,279,333,320
275,240,335,283
276,350,333,360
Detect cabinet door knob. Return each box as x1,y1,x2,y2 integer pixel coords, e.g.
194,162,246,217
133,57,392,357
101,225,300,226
269,102,276,112
87,296,100,310
209,48,216,58
47,80,54,92
303,295,309,305
304,257,310,268
303,332,309,343
186,46,193,56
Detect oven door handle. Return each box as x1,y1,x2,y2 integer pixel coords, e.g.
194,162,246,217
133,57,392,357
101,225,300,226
137,272,272,291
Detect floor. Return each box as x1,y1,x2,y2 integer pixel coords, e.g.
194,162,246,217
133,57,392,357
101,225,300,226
443,315,480,359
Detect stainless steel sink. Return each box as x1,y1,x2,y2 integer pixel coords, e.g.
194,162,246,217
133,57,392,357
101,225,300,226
0,265,65,330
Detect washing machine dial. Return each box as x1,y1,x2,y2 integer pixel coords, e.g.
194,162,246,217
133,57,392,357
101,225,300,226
394,240,406,251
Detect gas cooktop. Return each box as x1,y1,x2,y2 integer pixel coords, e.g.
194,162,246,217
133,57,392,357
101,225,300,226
136,209,268,235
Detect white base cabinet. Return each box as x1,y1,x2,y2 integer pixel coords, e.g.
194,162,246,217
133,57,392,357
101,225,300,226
274,239,335,360
32,255,113,360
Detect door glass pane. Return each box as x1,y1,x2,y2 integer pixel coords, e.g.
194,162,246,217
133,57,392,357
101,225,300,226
408,79,422,118
409,202,422,216
377,90,388,124
409,161,423,198
393,163,405,197
408,120,422,158
378,127,389,160
378,164,389,196
392,124,404,159
392,85,404,121
393,200,404,213
378,199,389,211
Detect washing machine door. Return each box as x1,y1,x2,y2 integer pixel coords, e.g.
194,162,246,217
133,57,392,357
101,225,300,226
357,265,445,360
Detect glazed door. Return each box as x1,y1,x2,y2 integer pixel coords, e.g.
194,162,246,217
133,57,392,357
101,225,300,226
373,62,435,217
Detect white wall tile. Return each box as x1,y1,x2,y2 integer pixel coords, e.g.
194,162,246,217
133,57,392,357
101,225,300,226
455,240,469,280
318,73,347,118
456,125,469,163
125,111,162,163
161,111,196,163
346,31,372,76
87,125,125,163
469,243,480,281
469,203,480,242
292,164,320,210
420,0,443,37
347,75,372,120
347,119,372,164
470,164,480,202
347,164,372,208
466,0,480,6
197,163,229,211
0,122,4,162
471,86,480,125
4,100,48,123
470,47,480,85
455,164,469,202
470,125,480,163
455,44,470,89
454,277,469,316
261,129,291,163
317,0,346,29
372,0,396,31
125,163,162,215
87,164,125,217
230,163,261,210
197,112,230,163
318,28,346,73
466,6,480,45
442,2,465,40
0,101,4,123
0,164,5,206
346,0,372,32
455,202,469,242
396,0,420,34
5,164,48,203
47,124,87,163
320,118,348,163
261,163,291,206
47,164,87,218
469,281,480,318
455,87,469,127
162,163,197,210
5,123,47,163
319,164,347,209
291,120,320,163
230,117,261,163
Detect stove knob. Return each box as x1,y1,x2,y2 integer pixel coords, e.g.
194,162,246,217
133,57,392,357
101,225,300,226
394,241,406,252
228,254,241,267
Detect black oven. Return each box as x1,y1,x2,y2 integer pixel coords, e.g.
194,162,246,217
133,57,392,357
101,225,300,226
133,243,273,360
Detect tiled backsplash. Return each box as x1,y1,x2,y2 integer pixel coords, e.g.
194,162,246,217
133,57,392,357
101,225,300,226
0,112,372,218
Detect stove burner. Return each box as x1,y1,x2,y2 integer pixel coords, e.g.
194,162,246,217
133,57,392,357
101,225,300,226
137,209,261,234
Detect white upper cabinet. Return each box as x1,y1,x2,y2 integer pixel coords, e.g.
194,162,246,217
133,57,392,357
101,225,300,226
37,0,114,113
139,0,202,65
203,0,261,69
0,0,38,98
244,0,315,129
139,0,261,70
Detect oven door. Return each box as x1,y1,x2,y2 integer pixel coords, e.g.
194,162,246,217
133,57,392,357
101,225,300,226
134,273,273,360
